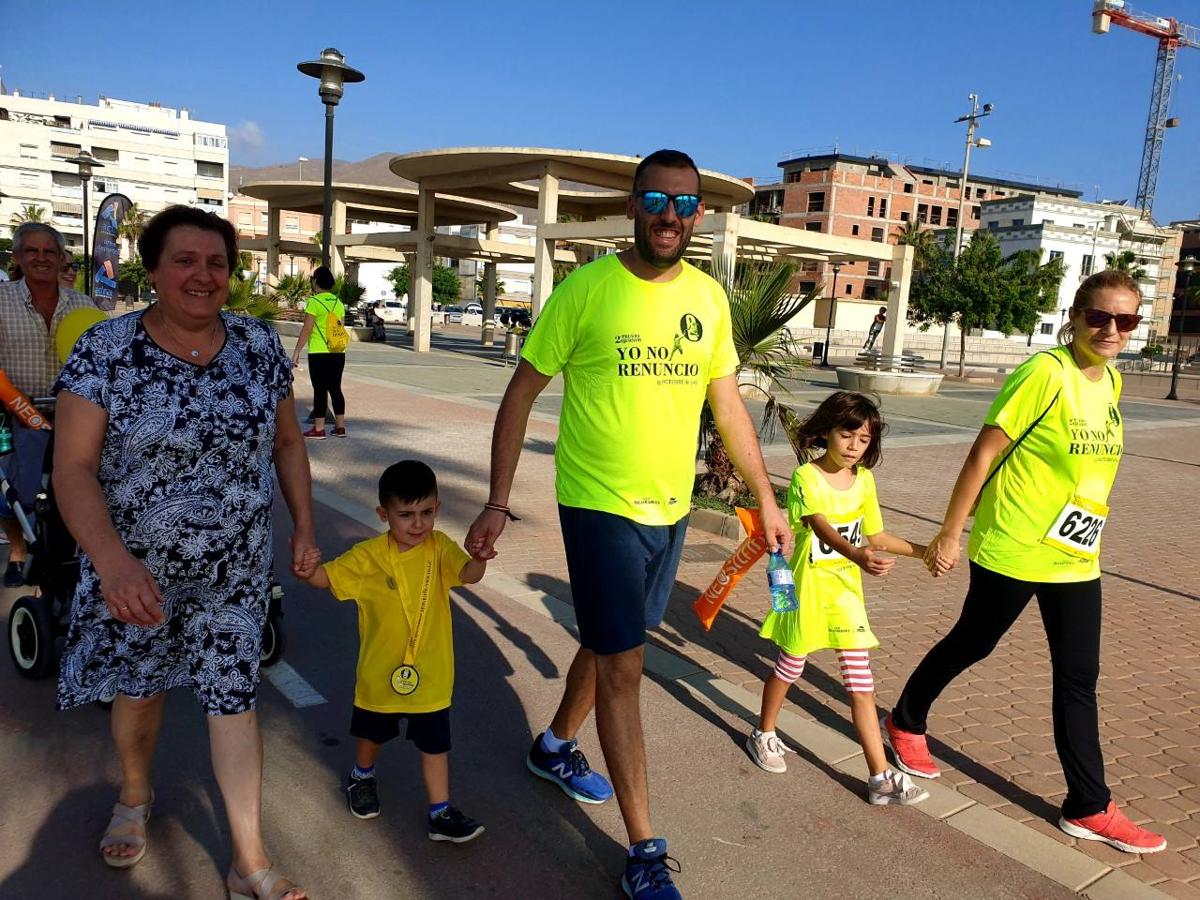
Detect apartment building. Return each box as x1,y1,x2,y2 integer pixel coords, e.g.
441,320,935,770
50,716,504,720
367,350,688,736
748,153,1082,325
1168,218,1200,356
981,195,1180,351
227,193,322,285
0,89,228,250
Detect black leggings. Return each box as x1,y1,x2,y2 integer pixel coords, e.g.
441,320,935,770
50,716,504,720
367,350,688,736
307,352,346,419
892,561,1109,819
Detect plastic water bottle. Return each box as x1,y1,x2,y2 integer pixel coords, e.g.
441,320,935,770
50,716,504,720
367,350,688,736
766,550,798,613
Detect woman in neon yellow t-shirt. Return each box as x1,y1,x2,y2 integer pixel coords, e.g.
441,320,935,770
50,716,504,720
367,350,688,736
883,270,1167,855
291,265,347,440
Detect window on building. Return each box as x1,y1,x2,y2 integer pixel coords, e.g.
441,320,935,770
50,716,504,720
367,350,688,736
900,210,911,222
878,198,887,218
1040,322,1054,335
995,190,1006,197
963,187,972,200
871,227,884,243
917,203,928,224
851,224,860,236
946,208,958,228
798,281,817,293
845,283,853,294
930,206,943,226
801,261,818,273
260,212,268,224
988,221,999,231
807,191,825,212
867,260,881,276
1043,219,1055,226
238,212,252,225
19,171,39,188
922,179,933,185
863,284,881,299
785,171,803,183
805,222,823,232
50,141,81,159
1049,250,1064,262
1012,218,1024,227
903,183,914,194
285,217,300,232
972,206,980,220
196,160,225,179
91,146,118,161
196,134,227,149
1082,254,1094,277
975,190,986,201
867,197,875,217
19,143,37,158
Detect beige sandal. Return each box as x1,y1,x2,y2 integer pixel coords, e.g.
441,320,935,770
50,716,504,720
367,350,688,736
99,794,153,869
227,866,305,900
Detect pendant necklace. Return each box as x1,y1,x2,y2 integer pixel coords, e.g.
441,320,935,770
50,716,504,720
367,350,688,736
158,307,218,360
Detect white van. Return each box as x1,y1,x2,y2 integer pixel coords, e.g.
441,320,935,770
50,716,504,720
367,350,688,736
375,299,408,325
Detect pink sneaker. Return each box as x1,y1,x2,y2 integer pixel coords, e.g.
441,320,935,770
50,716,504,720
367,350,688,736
881,714,941,778
1059,802,1167,854
302,427,326,440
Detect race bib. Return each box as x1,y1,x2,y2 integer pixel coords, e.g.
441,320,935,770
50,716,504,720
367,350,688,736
810,517,863,564
1042,496,1109,561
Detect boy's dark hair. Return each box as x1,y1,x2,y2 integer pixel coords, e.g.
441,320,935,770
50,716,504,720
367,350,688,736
633,149,702,195
379,460,438,506
793,391,886,469
312,265,336,290
138,205,238,271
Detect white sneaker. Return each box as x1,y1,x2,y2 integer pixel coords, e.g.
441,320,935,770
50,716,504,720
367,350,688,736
746,730,793,774
869,770,930,805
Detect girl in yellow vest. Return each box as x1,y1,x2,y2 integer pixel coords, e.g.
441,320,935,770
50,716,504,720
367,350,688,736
747,392,931,806
883,270,1167,854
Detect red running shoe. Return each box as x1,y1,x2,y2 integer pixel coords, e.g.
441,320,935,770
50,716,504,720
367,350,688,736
302,427,326,440
332,426,347,437
881,714,941,778
1059,802,1167,854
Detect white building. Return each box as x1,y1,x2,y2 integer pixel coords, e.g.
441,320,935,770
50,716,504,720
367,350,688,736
979,194,1176,351
454,216,536,303
0,90,228,251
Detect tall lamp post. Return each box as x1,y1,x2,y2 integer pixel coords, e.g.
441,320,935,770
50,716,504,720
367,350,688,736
68,150,104,296
821,261,844,367
939,93,993,369
297,48,364,271
1167,257,1196,401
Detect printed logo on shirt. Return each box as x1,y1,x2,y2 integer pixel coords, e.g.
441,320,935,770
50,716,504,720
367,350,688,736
613,318,704,386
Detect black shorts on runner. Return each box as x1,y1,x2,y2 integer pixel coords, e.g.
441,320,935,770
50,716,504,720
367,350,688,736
349,706,451,755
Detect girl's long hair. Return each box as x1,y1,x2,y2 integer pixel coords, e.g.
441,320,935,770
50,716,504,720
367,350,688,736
793,391,886,469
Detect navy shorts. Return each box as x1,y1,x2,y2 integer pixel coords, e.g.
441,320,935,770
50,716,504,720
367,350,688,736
558,504,689,656
350,706,451,755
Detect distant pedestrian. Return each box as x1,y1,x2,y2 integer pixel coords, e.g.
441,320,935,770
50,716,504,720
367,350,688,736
863,306,886,350
884,270,1167,854
746,392,930,807
292,266,348,439
295,460,489,842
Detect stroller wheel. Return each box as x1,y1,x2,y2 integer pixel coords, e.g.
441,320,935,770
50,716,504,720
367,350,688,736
9,595,57,679
260,611,286,667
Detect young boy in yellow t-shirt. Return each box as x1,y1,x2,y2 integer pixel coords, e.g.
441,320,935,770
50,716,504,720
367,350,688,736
296,460,490,842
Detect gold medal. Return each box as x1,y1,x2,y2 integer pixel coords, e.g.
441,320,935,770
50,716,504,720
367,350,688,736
390,664,420,696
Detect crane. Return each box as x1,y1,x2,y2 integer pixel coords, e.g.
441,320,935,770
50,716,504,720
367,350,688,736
1092,0,1200,216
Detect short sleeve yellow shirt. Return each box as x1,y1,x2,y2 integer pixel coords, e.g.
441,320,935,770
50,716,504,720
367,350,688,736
969,347,1124,583
324,531,469,713
521,254,739,525
304,292,345,355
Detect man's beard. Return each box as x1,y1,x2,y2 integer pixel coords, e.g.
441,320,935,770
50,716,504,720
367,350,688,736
633,219,692,270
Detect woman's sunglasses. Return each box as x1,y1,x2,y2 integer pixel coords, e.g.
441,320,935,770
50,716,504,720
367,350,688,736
635,191,702,218
1081,308,1142,332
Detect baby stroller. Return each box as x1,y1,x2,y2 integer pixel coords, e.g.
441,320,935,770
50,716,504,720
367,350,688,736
2,394,287,681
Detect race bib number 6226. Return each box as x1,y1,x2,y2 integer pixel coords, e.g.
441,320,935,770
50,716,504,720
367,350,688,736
1042,496,1109,561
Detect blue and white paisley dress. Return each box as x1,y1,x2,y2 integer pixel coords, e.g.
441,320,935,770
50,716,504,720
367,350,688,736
54,310,293,715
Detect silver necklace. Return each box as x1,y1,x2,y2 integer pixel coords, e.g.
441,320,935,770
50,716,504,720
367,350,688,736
156,307,219,360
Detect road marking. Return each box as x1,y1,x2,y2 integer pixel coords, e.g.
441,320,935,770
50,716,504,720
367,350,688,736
264,660,327,708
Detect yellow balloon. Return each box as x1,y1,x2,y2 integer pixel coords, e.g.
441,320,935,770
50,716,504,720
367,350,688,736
55,307,109,364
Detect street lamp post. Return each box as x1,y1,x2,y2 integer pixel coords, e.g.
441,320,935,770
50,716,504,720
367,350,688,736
297,48,364,271
298,156,309,181
939,93,993,369
1167,257,1196,401
68,150,104,297
822,261,844,367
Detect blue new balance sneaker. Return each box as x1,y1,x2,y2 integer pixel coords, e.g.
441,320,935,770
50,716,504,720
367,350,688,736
526,732,614,804
622,838,682,899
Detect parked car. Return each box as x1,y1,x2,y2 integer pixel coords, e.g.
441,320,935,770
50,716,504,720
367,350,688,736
444,305,464,324
498,306,532,329
375,299,408,325
465,303,483,315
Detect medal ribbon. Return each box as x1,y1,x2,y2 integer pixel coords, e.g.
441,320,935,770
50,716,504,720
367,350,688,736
388,539,435,667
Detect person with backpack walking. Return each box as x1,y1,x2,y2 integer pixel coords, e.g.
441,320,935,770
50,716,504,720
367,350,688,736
292,266,349,439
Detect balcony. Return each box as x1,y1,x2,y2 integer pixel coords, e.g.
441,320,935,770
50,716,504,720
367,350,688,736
52,184,84,199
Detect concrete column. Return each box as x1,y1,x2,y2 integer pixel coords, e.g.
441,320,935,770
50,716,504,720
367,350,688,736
880,243,914,362
265,203,280,287
330,198,348,278
709,212,739,289
482,222,499,346
410,189,435,353
531,168,559,319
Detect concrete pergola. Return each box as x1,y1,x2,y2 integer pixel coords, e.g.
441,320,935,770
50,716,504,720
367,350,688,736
389,147,915,357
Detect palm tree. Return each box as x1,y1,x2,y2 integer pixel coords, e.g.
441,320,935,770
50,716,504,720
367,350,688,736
10,204,47,229
894,221,941,271
696,258,817,502
271,274,310,309
1104,249,1148,281
224,277,278,320
118,203,147,253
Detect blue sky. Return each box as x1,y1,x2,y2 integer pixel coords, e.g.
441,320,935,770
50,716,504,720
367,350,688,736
6,0,1199,222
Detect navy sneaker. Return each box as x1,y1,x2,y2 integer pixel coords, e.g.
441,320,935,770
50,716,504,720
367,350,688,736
4,561,24,588
526,732,613,804
427,806,484,843
622,838,682,899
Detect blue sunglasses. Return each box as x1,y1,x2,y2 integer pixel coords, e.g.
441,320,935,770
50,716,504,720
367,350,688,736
635,190,702,218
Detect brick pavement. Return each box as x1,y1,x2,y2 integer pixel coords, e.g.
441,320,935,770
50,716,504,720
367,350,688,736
306,359,1200,896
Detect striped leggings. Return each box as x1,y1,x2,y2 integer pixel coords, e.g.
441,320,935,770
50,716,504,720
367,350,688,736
773,648,875,693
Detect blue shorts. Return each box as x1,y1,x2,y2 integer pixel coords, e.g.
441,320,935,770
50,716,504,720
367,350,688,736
558,504,689,656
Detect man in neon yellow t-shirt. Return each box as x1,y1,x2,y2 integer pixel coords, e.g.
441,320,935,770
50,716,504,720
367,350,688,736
467,150,791,899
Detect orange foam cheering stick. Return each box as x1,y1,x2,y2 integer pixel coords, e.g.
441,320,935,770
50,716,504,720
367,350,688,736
0,370,52,431
693,507,769,631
